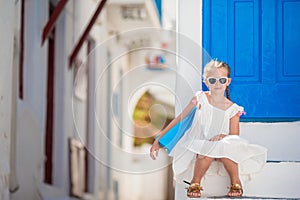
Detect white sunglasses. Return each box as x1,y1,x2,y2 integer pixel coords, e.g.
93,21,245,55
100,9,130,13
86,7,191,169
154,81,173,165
207,77,229,85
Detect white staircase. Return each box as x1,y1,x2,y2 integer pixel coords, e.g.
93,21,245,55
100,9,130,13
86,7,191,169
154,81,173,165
201,162,300,198
244,162,300,198
176,122,300,199
175,162,300,199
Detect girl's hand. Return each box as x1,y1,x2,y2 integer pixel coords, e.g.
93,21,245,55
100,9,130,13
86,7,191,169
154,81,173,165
209,134,226,141
150,140,161,160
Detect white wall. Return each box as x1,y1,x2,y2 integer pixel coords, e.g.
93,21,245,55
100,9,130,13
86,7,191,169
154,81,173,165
241,122,300,161
108,42,176,199
95,26,178,198
52,1,75,194
0,1,15,200
71,1,112,198
0,0,111,199
52,0,109,198
175,0,203,115
92,18,110,198
10,0,48,200
5,0,110,199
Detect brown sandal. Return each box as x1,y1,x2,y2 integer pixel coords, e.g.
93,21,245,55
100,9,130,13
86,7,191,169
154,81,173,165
185,181,203,198
227,183,243,197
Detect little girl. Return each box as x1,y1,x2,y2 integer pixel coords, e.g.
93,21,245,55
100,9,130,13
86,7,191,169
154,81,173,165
150,60,267,198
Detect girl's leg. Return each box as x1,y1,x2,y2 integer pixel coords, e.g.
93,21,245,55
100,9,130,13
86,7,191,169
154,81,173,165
188,156,214,197
219,158,243,197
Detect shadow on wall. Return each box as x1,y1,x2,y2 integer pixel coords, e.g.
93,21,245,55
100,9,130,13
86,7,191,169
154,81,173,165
11,107,44,200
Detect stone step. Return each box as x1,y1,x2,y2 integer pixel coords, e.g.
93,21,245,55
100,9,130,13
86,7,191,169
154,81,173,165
175,162,300,199
200,162,300,199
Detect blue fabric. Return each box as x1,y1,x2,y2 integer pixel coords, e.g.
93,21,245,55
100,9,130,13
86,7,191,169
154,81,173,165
158,107,197,153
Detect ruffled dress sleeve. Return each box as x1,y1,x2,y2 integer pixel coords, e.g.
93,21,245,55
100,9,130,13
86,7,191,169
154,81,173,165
228,104,245,118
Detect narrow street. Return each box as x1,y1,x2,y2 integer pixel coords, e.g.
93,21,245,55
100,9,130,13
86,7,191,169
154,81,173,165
1,0,300,200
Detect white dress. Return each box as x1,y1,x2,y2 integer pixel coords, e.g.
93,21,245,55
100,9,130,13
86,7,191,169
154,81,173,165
170,91,267,183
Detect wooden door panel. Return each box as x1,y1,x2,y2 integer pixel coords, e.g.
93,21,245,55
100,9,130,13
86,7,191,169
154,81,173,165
203,0,300,120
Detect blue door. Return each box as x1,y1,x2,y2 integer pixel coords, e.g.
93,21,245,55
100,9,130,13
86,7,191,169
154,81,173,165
203,0,300,121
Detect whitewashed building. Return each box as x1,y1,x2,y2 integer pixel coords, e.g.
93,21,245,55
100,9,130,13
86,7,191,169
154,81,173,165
0,0,176,200
1,0,300,200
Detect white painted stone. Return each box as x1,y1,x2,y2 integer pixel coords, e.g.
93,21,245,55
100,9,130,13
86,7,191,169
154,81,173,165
0,1,14,200
241,122,300,161
175,162,300,199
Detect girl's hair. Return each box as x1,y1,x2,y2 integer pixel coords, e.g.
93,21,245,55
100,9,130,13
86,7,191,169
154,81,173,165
203,60,231,100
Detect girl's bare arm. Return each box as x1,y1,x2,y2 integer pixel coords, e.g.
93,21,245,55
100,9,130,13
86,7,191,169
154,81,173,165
155,96,198,141
150,96,198,160
229,113,240,135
